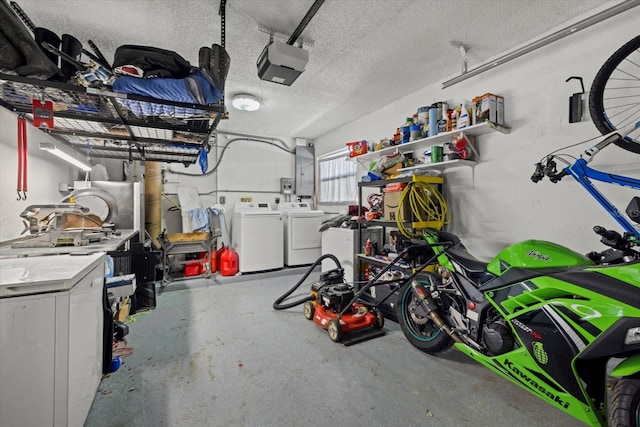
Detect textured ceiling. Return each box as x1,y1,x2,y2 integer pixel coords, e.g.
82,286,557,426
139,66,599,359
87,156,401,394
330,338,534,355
14,0,622,140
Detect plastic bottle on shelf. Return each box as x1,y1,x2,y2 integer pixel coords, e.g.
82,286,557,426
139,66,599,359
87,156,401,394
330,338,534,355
365,238,372,256
458,103,470,129
445,109,454,132
428,107,439,137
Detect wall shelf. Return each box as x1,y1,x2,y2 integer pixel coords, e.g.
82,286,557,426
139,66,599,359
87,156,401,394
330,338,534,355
398,159,476,172
352,121,509,162
0,72,225,165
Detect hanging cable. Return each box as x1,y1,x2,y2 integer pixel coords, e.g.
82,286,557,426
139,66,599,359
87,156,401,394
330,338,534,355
167,136,295,177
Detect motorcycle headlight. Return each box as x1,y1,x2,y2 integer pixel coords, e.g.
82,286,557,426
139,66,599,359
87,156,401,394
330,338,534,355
624,327,640,345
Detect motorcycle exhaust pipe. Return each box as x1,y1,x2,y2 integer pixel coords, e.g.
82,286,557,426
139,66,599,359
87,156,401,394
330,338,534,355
411,280,464,344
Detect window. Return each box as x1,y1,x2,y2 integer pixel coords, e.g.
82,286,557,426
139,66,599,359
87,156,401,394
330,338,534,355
318,150,357,203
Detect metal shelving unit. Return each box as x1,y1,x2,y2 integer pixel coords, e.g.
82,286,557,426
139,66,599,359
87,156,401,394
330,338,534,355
0,72,225,165
158,232,216,286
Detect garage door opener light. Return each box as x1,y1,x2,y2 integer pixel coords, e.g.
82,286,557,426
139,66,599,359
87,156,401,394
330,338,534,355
231,94,261,111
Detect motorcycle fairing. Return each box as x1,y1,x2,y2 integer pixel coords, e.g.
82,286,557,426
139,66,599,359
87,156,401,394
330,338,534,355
585,262,640,290
486,240,595,276
550,270,640,310
480,271,640,425
455,343,603,426
511,308,588,404
578,317,640,360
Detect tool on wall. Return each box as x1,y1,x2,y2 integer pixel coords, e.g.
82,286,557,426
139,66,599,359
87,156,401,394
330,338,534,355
566,76,585,123
16,115,27,200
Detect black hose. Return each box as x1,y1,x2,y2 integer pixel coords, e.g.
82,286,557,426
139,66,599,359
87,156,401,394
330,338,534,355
273,253,342,310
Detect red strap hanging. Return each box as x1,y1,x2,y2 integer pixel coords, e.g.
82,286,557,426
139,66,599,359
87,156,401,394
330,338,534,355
16,116,27,200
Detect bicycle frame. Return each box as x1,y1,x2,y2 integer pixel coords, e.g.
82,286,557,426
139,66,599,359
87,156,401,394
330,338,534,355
563,121,640,239
565,158,640,238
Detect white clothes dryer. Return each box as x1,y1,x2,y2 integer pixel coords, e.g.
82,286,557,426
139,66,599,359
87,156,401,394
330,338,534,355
232,202,283,273
277,202,324,266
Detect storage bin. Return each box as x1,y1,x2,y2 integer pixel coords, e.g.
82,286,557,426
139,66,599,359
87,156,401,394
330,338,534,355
184,262,201,277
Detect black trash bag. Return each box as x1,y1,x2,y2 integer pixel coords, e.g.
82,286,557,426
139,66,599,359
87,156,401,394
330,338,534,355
0,0,59,79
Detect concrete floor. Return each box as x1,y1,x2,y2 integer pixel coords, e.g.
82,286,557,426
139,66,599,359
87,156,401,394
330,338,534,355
85,269,585,427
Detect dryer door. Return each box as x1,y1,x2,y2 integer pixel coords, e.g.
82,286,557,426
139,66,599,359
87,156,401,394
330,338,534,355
290,215,322,249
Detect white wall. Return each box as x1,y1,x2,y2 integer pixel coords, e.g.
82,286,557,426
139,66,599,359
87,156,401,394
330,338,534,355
314,6,640,260
161,132,297,246
0,107,78,242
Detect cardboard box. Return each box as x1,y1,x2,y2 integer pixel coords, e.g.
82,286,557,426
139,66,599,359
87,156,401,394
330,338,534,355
383,190,410,222
166,232,209,242
473,93,504,125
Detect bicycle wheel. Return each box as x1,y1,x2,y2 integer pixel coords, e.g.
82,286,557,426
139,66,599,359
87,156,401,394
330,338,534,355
589,35,640,154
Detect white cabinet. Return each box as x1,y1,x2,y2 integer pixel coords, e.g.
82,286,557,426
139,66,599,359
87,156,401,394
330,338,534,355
321,227,383,283
0,253,105,427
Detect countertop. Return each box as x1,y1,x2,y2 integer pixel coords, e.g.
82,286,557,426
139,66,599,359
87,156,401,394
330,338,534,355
0,229,138,258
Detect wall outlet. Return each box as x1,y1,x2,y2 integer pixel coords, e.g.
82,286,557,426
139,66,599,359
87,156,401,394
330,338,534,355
219,195,226,204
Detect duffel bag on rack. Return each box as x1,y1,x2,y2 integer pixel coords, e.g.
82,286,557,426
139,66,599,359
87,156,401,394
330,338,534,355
113,45,192,79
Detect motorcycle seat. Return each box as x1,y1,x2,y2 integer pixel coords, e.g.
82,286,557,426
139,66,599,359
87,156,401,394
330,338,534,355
446,247,488,273
435,231,488,273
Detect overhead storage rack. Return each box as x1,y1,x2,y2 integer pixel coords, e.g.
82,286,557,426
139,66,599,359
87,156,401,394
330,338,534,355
0,72,225,165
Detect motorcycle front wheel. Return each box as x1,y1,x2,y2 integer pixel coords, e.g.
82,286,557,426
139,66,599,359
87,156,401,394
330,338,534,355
397,281,453,354
610,377,640,427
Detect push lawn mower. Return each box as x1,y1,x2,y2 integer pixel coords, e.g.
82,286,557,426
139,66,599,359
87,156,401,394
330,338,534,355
303,267,384,343
273,246,433,345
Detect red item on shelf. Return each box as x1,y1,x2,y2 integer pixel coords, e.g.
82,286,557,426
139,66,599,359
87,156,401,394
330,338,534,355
184,263,201,277
346,140,368,157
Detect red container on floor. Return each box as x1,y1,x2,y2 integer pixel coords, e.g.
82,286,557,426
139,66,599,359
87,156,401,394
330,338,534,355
184,262,201,277
216,245,227,270
210,250,217,273
220,247,239,276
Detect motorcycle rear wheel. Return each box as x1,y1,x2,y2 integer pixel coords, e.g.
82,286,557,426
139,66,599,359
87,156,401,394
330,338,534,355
397,281,453,354
609,377,640,427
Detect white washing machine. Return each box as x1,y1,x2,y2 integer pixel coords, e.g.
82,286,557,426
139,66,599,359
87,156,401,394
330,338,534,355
278,202,324,266
232,202,283,273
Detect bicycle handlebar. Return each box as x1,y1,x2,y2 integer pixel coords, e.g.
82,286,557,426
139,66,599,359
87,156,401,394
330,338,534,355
533,121,640,184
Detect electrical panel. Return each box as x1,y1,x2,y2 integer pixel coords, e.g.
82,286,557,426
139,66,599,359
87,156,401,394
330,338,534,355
280,178,293,195
295,144,314,196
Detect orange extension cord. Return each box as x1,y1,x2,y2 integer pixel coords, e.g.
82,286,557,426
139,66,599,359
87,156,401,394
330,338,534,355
112,338,134,358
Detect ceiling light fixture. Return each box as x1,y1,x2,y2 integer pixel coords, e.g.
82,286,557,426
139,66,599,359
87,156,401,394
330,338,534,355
231,94,261,111
39,142,92,171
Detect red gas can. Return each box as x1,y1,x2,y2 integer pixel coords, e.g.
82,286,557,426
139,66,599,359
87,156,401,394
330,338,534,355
220,246,239,276
209,250,217,273
216,245,227,271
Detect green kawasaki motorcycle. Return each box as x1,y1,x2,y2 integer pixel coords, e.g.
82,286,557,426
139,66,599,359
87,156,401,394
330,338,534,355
396,138,640,426
396,36,640,426
396,134,640,426
397,226,639,426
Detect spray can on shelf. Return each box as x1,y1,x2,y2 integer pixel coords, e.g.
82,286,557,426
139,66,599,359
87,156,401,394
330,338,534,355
365,238,372,256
